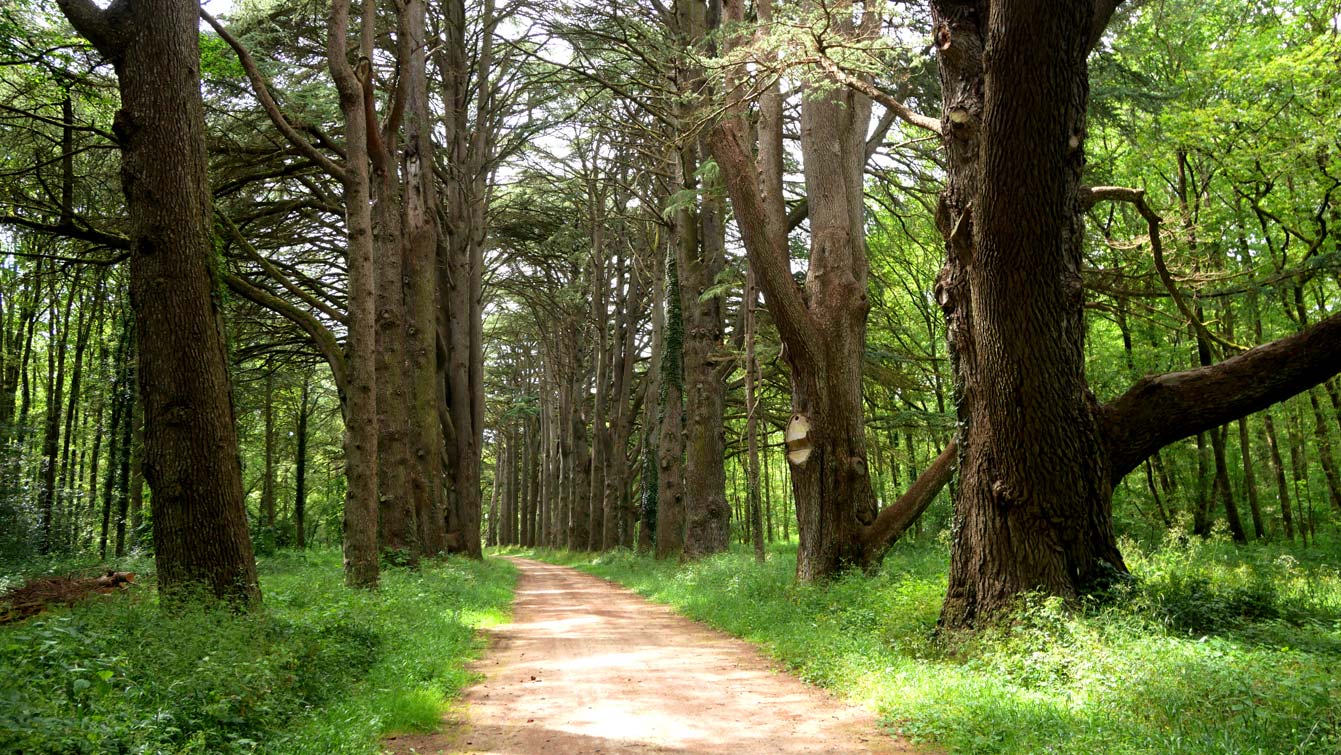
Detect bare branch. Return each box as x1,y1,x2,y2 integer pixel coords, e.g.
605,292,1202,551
1084,185,1246,353
222,270,348,392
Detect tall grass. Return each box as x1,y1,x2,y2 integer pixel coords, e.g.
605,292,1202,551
0,549,514,755
516,535,1341,755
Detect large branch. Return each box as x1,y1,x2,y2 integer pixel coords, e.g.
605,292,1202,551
709,120,821,367
55,0,127,57
813,56,942,136
223,271,348,392
217,211,347,325
861,439,957,560
0,214,129,250
201,9,347,181
1102,312,1341,482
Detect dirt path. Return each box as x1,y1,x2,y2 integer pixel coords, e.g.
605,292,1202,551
386,557,922,755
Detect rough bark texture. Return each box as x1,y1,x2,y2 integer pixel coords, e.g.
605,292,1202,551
58,0,259,604
709,0,885,581
929,0,1341,627
655,247,686,560
933,0,1123,628
327,0,380,588
679,179,730,560
436,0,491,559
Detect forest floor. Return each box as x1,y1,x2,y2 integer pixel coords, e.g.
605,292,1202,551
385,557,924,755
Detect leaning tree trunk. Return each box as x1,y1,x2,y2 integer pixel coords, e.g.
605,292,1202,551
58,0,259,605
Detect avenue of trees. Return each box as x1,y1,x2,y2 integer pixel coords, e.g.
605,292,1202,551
0,0,1338,628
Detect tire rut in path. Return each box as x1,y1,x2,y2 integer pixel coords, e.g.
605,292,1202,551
386,557,925,755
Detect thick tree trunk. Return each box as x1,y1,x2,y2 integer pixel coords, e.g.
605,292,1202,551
437,0,490,559
59,0,258,604
708,0,893,581
374,158,420,564
403,0,448,558
679,182,730,559
933,0,1124,627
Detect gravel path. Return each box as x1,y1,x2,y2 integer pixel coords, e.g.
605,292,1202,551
385,557,925,755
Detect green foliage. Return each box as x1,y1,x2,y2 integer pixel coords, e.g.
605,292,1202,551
0,550,515,755
520,540,1341,755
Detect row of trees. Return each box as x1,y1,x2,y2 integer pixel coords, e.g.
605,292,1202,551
1,0,1338,627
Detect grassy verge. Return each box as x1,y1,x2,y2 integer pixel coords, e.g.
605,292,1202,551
509,535,1340,755
1,549,515,755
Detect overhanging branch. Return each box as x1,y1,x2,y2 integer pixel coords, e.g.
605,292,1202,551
1101,312,1341,482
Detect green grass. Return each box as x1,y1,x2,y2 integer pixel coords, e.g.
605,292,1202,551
509,535,1341,755
0,549,515,755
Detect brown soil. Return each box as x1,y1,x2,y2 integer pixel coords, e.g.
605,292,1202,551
385,557,926,755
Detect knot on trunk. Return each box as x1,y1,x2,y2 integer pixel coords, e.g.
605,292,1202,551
991,478,1022,506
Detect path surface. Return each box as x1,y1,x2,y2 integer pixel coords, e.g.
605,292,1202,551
385,557,921,755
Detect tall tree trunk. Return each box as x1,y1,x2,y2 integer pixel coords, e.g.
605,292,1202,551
679,180,730,560
933,0,1124,627
1237,418,1264,539
294,374,311,549
127,394,144,550
1261,412,1293,540
60,0,259,604
403,0,448,558
58,279,97,551
114,364,134,558
99,323,128,561
1285,405,1310,544
38,282,77,554
436,0,492,559
746,264,765,563
709,0,895,580
655,247,686,559
486,450,500,547
363,4,420,567
261,369,277,541
326,0,380,588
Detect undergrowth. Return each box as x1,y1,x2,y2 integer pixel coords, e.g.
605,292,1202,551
0,549,515,755
512,534,1341,755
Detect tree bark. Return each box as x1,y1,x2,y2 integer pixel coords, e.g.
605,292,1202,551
933,0,1123,627
745,264,765,563
59,0,258,604
436,0,491,559
327,0,380,588
403,0,448,558
294,373,311,549
655,246,686,560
